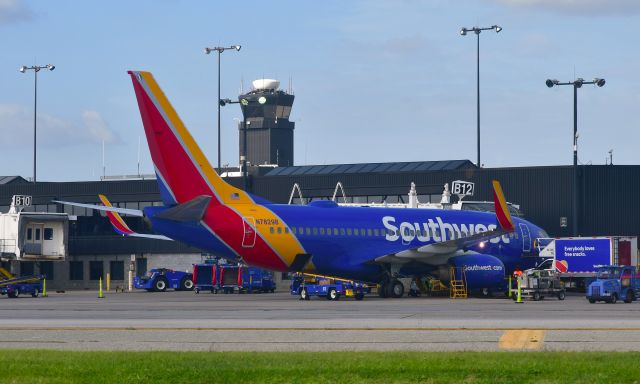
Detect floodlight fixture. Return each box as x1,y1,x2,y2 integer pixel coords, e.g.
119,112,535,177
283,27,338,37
459,24,502,168
545,74,606,236
204,44,242,172
17,63,56,182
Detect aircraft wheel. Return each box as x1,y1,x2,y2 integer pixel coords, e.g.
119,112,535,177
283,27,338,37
481,288,493,298
181,277,194,291
625,291,634,303
391,280,404,298
153,277,168,292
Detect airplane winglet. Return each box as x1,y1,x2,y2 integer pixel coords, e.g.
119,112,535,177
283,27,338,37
99,194,135,236
492,180,515,232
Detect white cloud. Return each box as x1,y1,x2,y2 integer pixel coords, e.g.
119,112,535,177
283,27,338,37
0,0,34,24
0,104,122,147
494,0,640,16
82,110,121,144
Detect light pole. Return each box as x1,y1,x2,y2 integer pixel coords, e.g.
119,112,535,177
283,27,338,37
19,64,55,183
460,25,502,168
204,45,241,173
546,77,606,236
220,96,266,191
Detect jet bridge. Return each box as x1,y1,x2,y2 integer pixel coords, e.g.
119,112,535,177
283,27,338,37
0,195,68,261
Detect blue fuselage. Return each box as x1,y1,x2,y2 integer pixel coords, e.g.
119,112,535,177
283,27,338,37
145,202,547,285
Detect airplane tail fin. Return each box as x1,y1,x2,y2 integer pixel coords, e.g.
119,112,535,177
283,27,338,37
492,180,515,231
127,71,253,207
99,194,136,236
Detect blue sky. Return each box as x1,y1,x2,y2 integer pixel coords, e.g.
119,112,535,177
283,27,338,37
1,0,639,181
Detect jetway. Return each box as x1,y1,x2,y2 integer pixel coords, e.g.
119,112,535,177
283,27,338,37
0,195,68,261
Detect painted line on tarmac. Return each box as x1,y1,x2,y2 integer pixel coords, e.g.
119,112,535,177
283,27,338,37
499,330,545,350
2,327,640,331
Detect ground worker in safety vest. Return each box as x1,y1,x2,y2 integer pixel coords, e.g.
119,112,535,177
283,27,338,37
513,268,523,289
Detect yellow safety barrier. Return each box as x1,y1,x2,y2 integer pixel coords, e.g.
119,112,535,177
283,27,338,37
98,277,104,299
515,277,523,304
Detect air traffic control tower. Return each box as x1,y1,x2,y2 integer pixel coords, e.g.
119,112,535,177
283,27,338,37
238,79,295,167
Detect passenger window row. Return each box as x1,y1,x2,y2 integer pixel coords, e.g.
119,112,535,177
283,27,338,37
268,226,390,237
266,225,520,240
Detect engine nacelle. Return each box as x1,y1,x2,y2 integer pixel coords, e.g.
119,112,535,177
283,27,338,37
447,254,505,290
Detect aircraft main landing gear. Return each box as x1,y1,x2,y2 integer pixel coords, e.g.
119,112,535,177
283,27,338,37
378,279,404,298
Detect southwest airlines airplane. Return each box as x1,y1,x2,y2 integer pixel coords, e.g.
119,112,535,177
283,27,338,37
58,71,549,297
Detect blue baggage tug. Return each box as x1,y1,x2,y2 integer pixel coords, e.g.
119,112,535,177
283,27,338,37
291,273,368,301
134,268,194,292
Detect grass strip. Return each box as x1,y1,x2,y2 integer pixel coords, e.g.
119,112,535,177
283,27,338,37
1,350,637,384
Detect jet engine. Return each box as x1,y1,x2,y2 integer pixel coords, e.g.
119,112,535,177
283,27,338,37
435,254,506,291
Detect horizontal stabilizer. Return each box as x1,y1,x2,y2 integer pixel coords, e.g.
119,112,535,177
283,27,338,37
154,195,212,222
52,200,143,217
97,194,172,241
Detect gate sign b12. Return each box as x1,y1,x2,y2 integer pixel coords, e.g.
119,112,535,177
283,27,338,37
555,238,611,272
451,180,474,197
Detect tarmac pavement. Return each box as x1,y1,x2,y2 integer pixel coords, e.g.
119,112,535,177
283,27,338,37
1,290,640,351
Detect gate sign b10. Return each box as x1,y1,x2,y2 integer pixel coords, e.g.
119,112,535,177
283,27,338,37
12,195,32,207
451,180,474,197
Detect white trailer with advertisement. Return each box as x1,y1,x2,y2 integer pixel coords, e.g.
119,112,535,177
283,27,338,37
535,236,638,290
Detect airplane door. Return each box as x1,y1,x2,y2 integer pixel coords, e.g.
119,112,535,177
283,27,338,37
25,223,44,255
519,223,531,253
242,217,257,248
